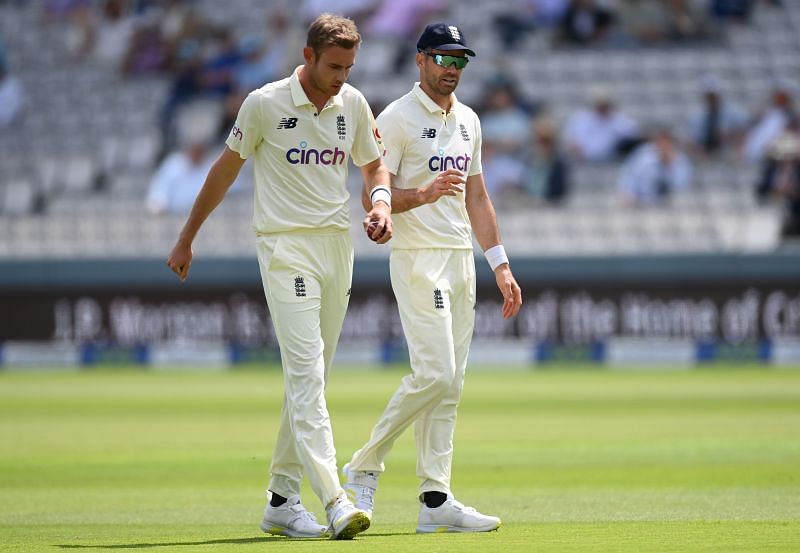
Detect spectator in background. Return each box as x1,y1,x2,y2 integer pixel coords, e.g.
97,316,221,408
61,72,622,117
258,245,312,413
477,73,536,155
147,101,223,215
685,73,747,158
743,83,796,163
523,117,570,204
556,0,615,46
710,0,754,22
564,85,641,162
664,0,714,43
617,0,711,46
616,0,671,46
302,0,381,26
617,126,692,205
41,0,88,22
480,141,528,207
159,38,205,152
199,29,243,98
493,0,569,48
0,43,23,127
70,0,137,70
364,0,447,75
756,123,800,237
123,0,208,76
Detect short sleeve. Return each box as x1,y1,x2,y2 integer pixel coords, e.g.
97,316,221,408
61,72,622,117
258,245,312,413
350,95,382,167
375,107,406,175
225,92,263,159
468,114,483,177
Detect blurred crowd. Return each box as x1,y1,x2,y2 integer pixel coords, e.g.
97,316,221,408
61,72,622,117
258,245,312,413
0,0,798,237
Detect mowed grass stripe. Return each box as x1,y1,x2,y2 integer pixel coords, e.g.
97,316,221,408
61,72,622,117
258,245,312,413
1,367,798,552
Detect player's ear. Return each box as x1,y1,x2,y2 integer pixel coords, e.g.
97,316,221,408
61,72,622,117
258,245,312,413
415,51,425,70
303,46,315,65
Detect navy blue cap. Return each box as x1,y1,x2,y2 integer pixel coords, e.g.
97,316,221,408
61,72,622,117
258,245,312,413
416,23,475,57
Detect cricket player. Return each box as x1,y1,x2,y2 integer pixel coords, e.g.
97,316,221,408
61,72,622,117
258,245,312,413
167,14,393,540
343,23,522,533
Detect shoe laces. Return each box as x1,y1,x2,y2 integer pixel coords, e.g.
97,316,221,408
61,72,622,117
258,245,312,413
450,499,477,514
357,485,375,505
288,503,319,525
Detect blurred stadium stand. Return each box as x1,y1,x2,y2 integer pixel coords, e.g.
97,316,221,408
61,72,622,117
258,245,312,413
1,0,799,368
0,0,798,258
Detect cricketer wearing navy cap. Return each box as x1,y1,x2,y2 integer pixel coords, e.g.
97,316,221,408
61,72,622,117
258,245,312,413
342,18,522,537
416,23,476,57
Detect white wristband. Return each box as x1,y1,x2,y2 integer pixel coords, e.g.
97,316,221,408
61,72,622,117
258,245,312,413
484,245,509,271
370,185,392,207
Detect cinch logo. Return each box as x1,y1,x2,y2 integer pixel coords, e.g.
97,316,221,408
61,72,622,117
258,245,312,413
277,117,298,129
286,141,346,165
428,150,472,172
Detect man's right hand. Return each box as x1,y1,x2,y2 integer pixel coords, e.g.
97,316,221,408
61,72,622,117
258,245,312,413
167,241,193,282
420,169,466,204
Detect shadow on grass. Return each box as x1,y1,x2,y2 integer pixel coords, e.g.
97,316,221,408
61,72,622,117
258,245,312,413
56,532,413,549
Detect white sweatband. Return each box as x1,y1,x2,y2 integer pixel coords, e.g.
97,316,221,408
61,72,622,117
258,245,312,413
484,245,509,271
370,185,392,207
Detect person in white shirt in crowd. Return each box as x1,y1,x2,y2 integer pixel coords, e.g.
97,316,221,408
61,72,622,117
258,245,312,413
146,139,216,215
743,82,796,163
478,73,535,156
685,73,747,159
618,126,692,206
564,84,641,162
0,45,23,127
147,101,226,215
756,122,800,237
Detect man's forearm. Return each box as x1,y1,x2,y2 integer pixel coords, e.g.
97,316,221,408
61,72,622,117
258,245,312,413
389,186,425,214
177,153,242,245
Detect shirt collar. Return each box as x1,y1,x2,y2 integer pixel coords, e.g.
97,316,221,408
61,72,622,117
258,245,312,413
289,66,344,109
412,82,458,114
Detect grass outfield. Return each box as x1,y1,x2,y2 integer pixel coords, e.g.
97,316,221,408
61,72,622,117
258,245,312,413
1,366,799,552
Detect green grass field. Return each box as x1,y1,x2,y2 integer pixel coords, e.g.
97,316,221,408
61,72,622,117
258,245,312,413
1,366,799,552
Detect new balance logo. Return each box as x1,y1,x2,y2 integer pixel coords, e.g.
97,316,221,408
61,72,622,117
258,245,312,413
294,276,306,297
277,117,298,129
459,124,470,141
421,128,436,139
434,289,444,310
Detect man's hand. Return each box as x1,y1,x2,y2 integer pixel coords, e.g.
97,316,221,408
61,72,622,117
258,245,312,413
363,202,393,244
420,169,465,204
495,265,522,319
167,241,193,282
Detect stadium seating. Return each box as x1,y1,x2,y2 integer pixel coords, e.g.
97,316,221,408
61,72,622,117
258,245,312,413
0,0,798,258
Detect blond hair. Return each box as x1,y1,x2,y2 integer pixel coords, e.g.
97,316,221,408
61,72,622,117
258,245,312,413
307,13,361,57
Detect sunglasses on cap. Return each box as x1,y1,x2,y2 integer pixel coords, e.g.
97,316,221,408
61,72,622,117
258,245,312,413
422,51,469,70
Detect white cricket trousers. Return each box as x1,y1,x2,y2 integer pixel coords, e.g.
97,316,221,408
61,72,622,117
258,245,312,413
349,248,476,496
256,230,353,507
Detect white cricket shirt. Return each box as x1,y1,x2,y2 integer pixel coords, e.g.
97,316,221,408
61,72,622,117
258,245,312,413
226,66,381,234
377,83,483,250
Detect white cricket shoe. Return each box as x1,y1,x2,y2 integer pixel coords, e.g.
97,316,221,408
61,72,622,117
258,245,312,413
326,493,371,540
417,496,501,533
260,493,328,538
342,463,379,519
